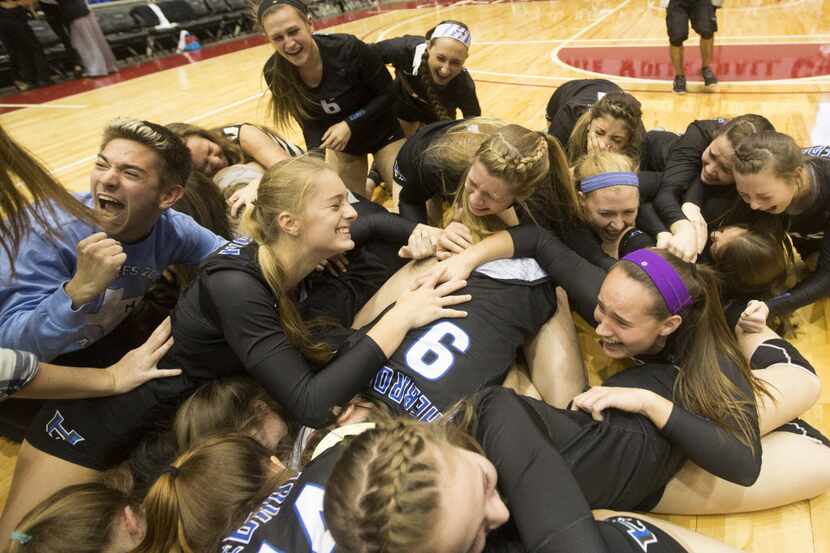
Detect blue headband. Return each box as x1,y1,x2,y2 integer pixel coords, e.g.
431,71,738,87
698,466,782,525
579,172,639,194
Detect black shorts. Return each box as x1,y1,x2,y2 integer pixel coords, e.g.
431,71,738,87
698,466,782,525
667,0,717,45
598,516,687,553
772,418,830,448
303,119,404,157
26,374,199,471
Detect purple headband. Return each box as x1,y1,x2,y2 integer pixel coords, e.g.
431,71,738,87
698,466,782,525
579,172,639,194
622,249,693,315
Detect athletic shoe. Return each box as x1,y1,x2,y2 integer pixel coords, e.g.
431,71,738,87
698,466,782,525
672,75,687,94
702,66,719,89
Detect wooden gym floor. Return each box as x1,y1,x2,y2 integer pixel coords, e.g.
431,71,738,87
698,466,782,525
2,0,830,550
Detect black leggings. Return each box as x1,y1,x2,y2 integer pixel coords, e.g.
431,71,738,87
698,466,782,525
0,13,50,84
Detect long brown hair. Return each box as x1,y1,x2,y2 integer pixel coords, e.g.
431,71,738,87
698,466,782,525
454,124,578,240
166,122,246,166
324,415,481,553
710,225,795,335
174,377,292,452
0,123,96,271
5,479,134,553
567,91,645,164
135,435,292,553
416,20,471,121
240,156,334,364
617,249,769,450
259,4,318,131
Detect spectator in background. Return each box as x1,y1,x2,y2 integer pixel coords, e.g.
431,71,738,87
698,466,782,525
61,0,116,77
666,0,720,94
38,0,84,77
0,0,52,90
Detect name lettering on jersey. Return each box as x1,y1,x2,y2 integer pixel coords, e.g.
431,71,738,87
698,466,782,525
46,410,86,445
119,265,161,280
222,477,298,550
220,237,253,256
803,145,830,159
610,517,659,552
393,160,406,184
371,366,442,422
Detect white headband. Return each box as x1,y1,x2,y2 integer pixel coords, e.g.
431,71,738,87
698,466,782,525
431,22,471,48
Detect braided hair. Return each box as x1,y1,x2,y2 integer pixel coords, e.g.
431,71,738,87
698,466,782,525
416,20,472,122
453,124,579,240
324,415,481,553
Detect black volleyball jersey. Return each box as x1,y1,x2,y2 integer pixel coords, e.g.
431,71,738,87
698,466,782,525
653,118,726,225
220,123,305,158
221,443,343,553
767,157,830,313
263,33,398,154
545,79,622,148
394,118,473,204
364,258,556,422
373,35,480,123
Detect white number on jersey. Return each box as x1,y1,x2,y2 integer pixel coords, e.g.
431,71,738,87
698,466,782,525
257,542,284,553
320,99,341,114
294,484,336,553
405,321,470,380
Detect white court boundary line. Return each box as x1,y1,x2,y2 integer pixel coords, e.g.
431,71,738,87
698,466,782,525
376,0,465,40
476,34,830,45
52,92,266,175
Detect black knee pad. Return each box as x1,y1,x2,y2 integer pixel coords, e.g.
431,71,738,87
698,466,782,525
750,338,816,375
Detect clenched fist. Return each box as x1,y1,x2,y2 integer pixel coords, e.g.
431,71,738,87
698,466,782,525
65,232,127,308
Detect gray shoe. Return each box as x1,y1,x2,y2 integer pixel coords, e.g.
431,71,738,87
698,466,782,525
673,75,687,94
702,66,719,89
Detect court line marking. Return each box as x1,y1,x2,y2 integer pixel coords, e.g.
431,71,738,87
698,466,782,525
469,67,830,85
475,35,830,45
376,1,461,40
0,103,87,109
52,92,267,175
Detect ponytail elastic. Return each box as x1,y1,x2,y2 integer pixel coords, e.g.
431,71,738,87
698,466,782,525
257,0,308,22
579,171,638,194
10,531,31,545
622,249,693,314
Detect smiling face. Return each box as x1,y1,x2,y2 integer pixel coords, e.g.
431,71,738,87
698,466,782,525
262,5,316,68
700,135,736,186
429,444,509,553
463,158,515,217
587,114,630,153
294,169,358,257
90,138,182,242
594,266,680,359
426,37,469,86
185,135,229,177
734,165,800,214
580,185,639,243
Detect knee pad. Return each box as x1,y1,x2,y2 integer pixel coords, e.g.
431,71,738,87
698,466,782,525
750,338,816,375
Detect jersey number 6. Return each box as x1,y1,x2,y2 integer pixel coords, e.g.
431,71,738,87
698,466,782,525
294,484,336,553
405,321,470,381
320,99,342,114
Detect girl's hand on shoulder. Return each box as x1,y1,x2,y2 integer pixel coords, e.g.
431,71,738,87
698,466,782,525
393,266,470,328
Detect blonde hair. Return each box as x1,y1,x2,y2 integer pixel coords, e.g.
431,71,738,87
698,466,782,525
102,118,192,188
422,117,508,200
453,124,578,240
240,156,335,365
324,415,481,553
573,151,638,223
135,435,291,553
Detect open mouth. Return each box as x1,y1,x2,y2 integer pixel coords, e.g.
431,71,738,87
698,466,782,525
97,194,125,214
599,337,624,352
336,227,351,237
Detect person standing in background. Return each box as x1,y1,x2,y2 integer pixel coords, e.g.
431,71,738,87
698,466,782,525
61,0,116,77
665,0,721,94
0,0,51,90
